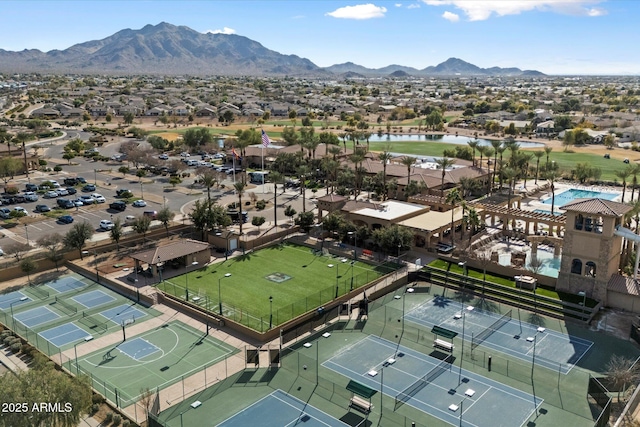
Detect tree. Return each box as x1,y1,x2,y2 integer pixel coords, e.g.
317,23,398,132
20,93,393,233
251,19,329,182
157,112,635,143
445,188,462,247
0,363,92,427
251,216,266,231
0,156,21,185
467,207,481,247
616,166,633,202
197,167,218,203
189,199,231,240
467,139,479,166
606,355,640,404
157,207,175,237
123,111,135,125
118,165,130,177
544,168,561,214
20,258,37,284
400,156,417,190
109,218,123,251
284,205,297,223
378,150,393,200
234,182,246,235
533,151,544,185
37,233,64,271
562,130,575,151
435,156,455,197
62,152,76,164
371,224,413,255
63,222,94,259
295,211,315,232
169,175,182,188
132,215,152,241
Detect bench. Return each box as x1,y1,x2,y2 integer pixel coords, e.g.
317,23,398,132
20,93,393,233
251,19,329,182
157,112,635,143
362,249,374,258
433,338,454,352
349,396,372,414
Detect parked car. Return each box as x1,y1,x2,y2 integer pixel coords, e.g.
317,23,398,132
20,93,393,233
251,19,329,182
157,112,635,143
91,193,106,203
180,152,190,158
0,207,11,219
116,188,131,197
82,184,96,192
57,199,74,209
44,190,58,199
25,183,38,192
35,204,51,213
109,201,127,211
77,177,87,184
23,192,38,202
13,206,27,215
80,195,95,204
49,181,61,189
71,199,84,207
0,196,14,205
63,177,78,186
12,195,25,203
65,187,77,195
99,220,115,231
58,215,74,224
132,199,147,207
159,154,169,160
56,188,69,197
143,210,158,219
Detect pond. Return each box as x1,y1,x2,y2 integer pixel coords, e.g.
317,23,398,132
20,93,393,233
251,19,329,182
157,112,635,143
368,133,545,148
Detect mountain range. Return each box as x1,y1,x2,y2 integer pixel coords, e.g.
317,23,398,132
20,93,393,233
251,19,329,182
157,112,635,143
0,22,544,77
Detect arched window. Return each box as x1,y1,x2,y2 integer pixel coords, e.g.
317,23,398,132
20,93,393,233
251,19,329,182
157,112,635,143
571,258,582,275
585,261,596,277
574,214,584,231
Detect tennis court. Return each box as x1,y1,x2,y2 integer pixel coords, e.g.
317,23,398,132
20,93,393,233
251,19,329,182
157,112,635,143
73,321,239,407
0,291,31,310
323,335,541,427
13,306,60,328
72,290,116,309
405,296,592,374
46,276,88,294
98,304,147,325
39,322,92,347
216,390,349,427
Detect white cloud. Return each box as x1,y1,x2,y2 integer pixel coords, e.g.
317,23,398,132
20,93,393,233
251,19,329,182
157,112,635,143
395,3,403,7
326,4,388,20
407,3,421,9
421,0,606,21
206,27,236,35
442,10,459,21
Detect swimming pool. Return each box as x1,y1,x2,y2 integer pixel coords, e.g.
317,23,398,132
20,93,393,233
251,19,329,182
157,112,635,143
498,246,562,278
542,189,619,206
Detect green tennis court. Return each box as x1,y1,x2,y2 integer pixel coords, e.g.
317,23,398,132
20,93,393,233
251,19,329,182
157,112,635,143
71,320,239,407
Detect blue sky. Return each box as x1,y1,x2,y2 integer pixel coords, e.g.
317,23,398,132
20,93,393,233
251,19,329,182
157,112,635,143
0,0,638,75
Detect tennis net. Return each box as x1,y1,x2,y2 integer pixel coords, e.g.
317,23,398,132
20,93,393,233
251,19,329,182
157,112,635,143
395,355,452,408
79,311,107,334
471,310,512,350
29,285,49,300
54,296,77,316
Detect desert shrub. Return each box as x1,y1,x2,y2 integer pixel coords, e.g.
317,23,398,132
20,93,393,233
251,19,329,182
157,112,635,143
91,404,99,414
112,414,121,426
10,343,21,353
53,165,62,172
256,200,266,210
105,412,113,423
92,394,105,404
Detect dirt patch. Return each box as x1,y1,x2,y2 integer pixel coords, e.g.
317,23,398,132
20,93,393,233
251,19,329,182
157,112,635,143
154,132,181,142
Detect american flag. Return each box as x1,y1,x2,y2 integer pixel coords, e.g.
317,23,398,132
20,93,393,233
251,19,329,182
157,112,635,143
231,147,241,160
261,129,270,147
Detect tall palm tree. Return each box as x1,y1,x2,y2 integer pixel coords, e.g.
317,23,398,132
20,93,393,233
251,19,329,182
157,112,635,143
467,138,479,167
502,167,518,211
467,207,481,248
379,150,393,200
445,188,462,247
544,146,553,169
533,151,545,185
435,156,455,197
400,155,417,189
616,166,633,202
477,145,486,172
631,164,640,201
482,147,494,193
545,169,561,215
490,140,502,191
233,182,246,235
298,164,311,212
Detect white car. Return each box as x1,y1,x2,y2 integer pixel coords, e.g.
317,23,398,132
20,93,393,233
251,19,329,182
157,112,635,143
180,152,190,158
99,220,115,231
56,188,69,196
159,154,169,160
91,193,106,204
132,199,147,207
13,207,27,215
44,190,59,198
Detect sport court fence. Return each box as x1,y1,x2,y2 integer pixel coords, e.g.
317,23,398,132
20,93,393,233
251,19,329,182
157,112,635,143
157,263,398,332
364,283,609,426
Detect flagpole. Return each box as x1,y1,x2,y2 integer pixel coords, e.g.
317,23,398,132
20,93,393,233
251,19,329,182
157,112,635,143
261,144,265,194
232,151,236,186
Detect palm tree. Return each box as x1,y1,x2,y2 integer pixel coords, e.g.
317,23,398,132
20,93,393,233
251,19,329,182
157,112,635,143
467,138,479,167
467,207,481,248
502,167,518,211
328,145,342,161
445,188,462,247
544,146,553,169
477,145,486,172
298,164,311,212
490,140,502,191
482,147,494,193
545,169,561,215
435,156,455,197
233,182,246,235
400,155,417,189
379,150,393,200
616,166,633,202
533,151,544,185
631,164,640,201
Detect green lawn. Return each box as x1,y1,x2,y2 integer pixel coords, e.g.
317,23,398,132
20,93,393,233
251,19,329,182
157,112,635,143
158,243,396,331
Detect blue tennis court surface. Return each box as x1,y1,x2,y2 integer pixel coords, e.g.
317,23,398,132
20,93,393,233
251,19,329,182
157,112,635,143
99,304,147,325
405,297,593,374
46,276,87,294
0,291,31,310
13,306,60,328
118,337,162,361
72,290,116,308
40,323,91,348
323,335,541,427
217,390,349,427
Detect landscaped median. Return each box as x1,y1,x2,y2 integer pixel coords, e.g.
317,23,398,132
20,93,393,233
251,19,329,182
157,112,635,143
156,242,400,332
423,259,597,321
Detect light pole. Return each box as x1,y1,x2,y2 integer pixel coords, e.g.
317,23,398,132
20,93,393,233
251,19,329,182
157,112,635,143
94,168,97,185
10,297,28,330
140,181,144,200
578,291,586,319
24,224,29,246
397,243,402,265
185,260,198,302
269,296,273,329
157,255,163,283
218,273,231,315
348,231,357,261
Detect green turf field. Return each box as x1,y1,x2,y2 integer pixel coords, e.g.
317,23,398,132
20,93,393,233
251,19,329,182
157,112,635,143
70,320,238,407
157,243,398,331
